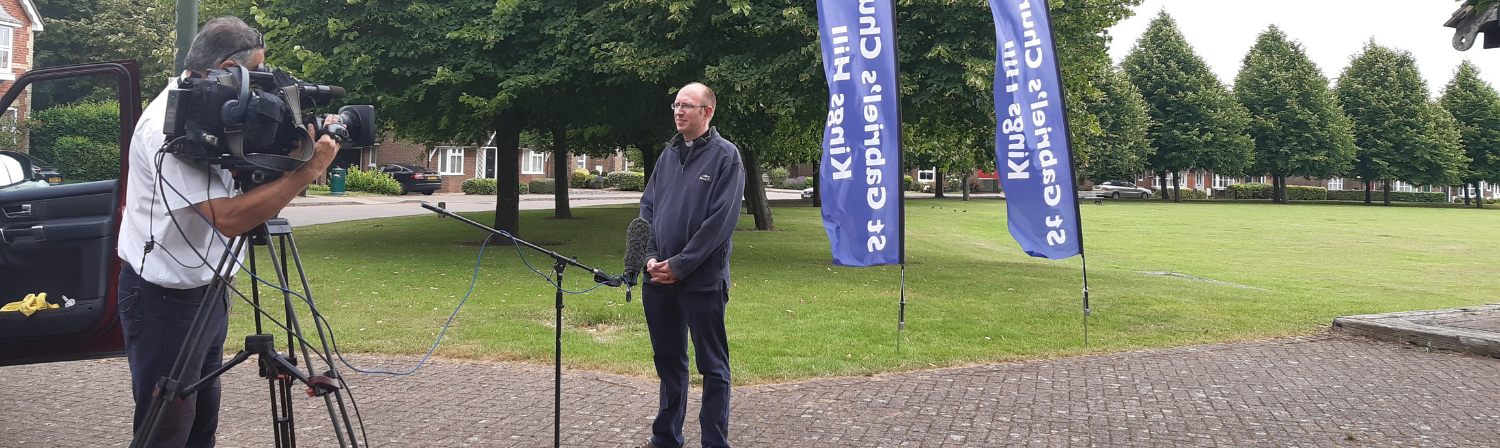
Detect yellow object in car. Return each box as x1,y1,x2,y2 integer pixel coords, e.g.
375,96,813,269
1,293,57,317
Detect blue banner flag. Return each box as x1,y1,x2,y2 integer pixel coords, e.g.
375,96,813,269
989,0,1082,260
816,0,903,267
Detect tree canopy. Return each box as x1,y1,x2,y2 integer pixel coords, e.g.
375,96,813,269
1336,41,1466,204
1122,11,1254,201
1440,60,1500,207
1233,26,1356,203
1077,65,1152,184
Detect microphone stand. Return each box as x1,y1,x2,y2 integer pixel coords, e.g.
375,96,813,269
420,203,617,448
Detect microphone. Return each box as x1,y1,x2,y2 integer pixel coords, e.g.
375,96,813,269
621,218,652,302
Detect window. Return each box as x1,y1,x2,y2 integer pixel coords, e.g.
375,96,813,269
576,155,586,170
1195,173,1205,190
1213,174,1239,189
437,147,464,175
1327,177,1343,191
0,27,13,71
1392,181,1418,192
917,169,936,184
523,150,547,174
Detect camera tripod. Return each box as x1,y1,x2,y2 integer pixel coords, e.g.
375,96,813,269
129,218,362,448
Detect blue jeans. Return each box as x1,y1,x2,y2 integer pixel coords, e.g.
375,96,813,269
118,267,228,448
642,283,731,448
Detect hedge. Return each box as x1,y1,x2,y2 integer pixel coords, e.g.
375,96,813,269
614,171,645,191
1226,183,1327,200
1285,185,1327,201
1226,183,1271,199
529,178,555,195
904,175,920,192
344,166,402,195
31,101,120,164
604,171,638,189
1153,188,1208,199
462,178,497,195
462,178,529,195
1326,190,1446,203
52,136,119,182
570,169,592,189
767,167,788,186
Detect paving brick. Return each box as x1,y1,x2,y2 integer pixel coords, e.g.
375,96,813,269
3,334,1497,447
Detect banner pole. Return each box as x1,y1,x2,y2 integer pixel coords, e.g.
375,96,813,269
897,265,907,353
1036,0,1091,348
891,0,908,355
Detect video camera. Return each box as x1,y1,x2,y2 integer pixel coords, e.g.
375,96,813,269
162,65,375,177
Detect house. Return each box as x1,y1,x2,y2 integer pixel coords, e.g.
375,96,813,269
371,134,630,193
0,0,41,120
1136,170,1500,202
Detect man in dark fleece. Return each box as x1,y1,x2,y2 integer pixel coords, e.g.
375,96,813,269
634,82,745,448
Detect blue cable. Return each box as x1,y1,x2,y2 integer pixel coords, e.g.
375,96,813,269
157,174,613,376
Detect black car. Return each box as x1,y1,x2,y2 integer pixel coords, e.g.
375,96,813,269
380,164,442,195
17,152,62,185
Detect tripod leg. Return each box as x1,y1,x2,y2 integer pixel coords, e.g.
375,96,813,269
129,236,247,448
285,232,362,447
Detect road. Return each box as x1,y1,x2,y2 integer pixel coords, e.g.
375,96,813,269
279,189,802,226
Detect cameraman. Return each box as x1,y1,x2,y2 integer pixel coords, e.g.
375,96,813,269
114,16,337,447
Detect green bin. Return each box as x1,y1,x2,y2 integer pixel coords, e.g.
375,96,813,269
329,167,347,196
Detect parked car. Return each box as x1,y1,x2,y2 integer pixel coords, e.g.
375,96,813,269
380,164,442,195
1095,180,1153,199
17,152,61,185
801,187,814,199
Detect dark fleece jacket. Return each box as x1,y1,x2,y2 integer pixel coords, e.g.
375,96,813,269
640,127,746,292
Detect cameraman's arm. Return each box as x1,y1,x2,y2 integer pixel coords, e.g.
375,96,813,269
196,127,339,237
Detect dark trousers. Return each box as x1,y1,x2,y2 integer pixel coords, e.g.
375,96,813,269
642,283,731,448
118,267,229,448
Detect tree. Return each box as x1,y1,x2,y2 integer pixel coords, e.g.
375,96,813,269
33,0,175,109
1233,26,1356,204
1440,61,1500,208
1336,41,1467,205
1077,65,1152,184
1122,11,1254,202
257,0,597,237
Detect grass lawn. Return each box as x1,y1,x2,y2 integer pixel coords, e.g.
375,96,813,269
230,199,1500,384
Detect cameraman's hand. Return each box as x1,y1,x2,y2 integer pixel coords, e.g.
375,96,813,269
299,123,339,175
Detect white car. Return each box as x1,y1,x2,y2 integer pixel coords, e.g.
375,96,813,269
801,187,814,199
1095,180,1154,199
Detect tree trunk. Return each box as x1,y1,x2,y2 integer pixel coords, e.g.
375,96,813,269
1476,182,1485,209
551,123,572,219
492,111,523,244
1158,172,1169,202
961,171,972,202
1173,174,1181,203
812,162,822,208
934,167,945,198
1276,175,1286,203
640,139,661,190
1383,181,1391,206
1364,181,1372,205
740,148,775,231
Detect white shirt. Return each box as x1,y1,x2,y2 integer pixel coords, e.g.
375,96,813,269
117,82,242,289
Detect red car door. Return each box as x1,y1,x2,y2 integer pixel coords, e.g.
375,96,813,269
0,61,141,366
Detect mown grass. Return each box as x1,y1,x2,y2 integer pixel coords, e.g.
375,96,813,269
229,199,1500,385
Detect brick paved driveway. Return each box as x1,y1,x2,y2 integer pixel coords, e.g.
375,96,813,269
4,333,1496,447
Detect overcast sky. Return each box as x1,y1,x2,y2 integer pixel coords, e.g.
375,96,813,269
1106,1,1497,96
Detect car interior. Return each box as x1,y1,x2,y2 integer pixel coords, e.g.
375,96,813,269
0,172,119,340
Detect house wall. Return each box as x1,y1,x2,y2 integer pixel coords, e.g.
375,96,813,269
0,0,36,119
374,137,631,193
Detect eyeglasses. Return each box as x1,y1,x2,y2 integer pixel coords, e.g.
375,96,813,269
670,103,710,111
225,29,268,64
